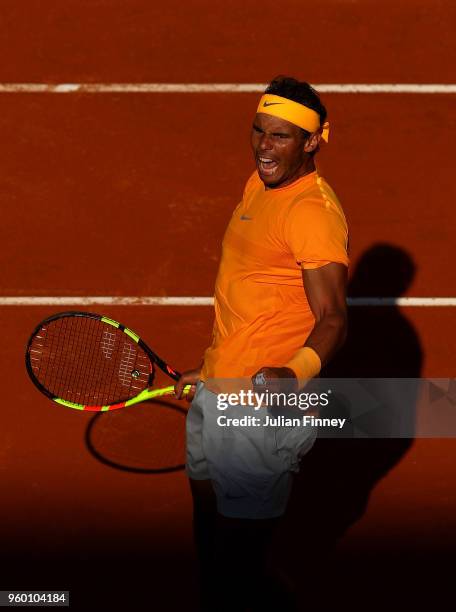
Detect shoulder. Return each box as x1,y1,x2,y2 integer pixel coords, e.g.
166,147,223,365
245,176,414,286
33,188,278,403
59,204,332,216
243,171,261,197
288,175,347,230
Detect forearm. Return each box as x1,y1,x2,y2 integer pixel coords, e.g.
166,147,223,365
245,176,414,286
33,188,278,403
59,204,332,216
304,311,347,367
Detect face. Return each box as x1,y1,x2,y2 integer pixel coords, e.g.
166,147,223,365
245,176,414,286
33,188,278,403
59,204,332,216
251,113,314,189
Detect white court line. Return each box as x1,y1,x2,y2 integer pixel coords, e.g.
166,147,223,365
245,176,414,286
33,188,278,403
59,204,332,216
0,83,455,94
1,297,455,307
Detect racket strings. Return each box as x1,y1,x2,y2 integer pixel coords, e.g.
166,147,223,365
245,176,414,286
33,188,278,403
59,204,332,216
30,316,152,405
81,317,106,401
59,316,91,400
50,317,102,402
76,317,111,403
39,316,95,402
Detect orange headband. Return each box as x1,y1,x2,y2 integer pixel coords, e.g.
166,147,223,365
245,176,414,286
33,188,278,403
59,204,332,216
257,94,329,142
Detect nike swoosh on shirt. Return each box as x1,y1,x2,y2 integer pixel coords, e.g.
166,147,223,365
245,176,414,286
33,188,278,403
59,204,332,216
263,101,284,107
240,215,253,221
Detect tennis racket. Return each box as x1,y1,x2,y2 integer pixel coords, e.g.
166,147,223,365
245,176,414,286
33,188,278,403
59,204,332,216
25,311,190,411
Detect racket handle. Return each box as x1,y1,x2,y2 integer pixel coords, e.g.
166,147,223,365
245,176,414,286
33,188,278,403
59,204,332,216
124,385,192,408
149,384,192,398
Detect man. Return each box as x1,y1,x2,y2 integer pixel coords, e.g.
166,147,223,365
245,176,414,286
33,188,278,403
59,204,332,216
175,76,348,610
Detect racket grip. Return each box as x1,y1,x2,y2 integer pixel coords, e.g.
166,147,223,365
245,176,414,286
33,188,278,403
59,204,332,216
162,384,192,396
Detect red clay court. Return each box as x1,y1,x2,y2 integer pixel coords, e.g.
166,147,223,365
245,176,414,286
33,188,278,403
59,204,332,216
1,1,455,610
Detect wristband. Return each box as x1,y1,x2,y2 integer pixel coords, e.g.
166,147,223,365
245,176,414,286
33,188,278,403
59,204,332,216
285,347,321,384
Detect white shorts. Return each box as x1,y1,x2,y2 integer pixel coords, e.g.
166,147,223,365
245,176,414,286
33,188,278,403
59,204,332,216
186,382,316,519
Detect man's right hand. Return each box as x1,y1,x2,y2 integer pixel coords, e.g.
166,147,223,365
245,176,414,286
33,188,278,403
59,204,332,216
174,366,202,402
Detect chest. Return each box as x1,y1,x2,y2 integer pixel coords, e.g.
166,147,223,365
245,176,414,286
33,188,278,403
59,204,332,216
228,189,286,248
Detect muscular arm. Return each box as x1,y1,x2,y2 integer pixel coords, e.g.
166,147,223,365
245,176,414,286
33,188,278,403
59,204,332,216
302,262,348,366
179,266,348,396
252,262,347,388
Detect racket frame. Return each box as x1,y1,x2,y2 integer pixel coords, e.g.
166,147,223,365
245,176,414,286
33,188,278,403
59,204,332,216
25,311,187,412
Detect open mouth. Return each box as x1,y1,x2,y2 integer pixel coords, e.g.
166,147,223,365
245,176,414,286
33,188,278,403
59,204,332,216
257,156,279,176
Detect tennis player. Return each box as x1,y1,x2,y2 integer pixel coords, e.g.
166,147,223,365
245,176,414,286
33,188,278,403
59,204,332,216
175,76,348,610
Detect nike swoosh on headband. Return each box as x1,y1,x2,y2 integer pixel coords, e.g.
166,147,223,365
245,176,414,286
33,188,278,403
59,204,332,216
263,101,284,107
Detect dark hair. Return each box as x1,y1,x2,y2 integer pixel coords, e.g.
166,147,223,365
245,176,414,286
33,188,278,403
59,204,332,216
265,76,327,139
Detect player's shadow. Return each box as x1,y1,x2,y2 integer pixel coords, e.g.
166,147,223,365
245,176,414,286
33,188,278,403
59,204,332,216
274,243,423,607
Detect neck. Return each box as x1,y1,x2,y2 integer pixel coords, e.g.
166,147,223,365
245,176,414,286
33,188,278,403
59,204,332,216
265,156,316,190
298,155,316,178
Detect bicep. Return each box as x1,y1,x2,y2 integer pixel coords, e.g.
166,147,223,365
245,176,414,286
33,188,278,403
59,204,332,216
302,262,348,322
